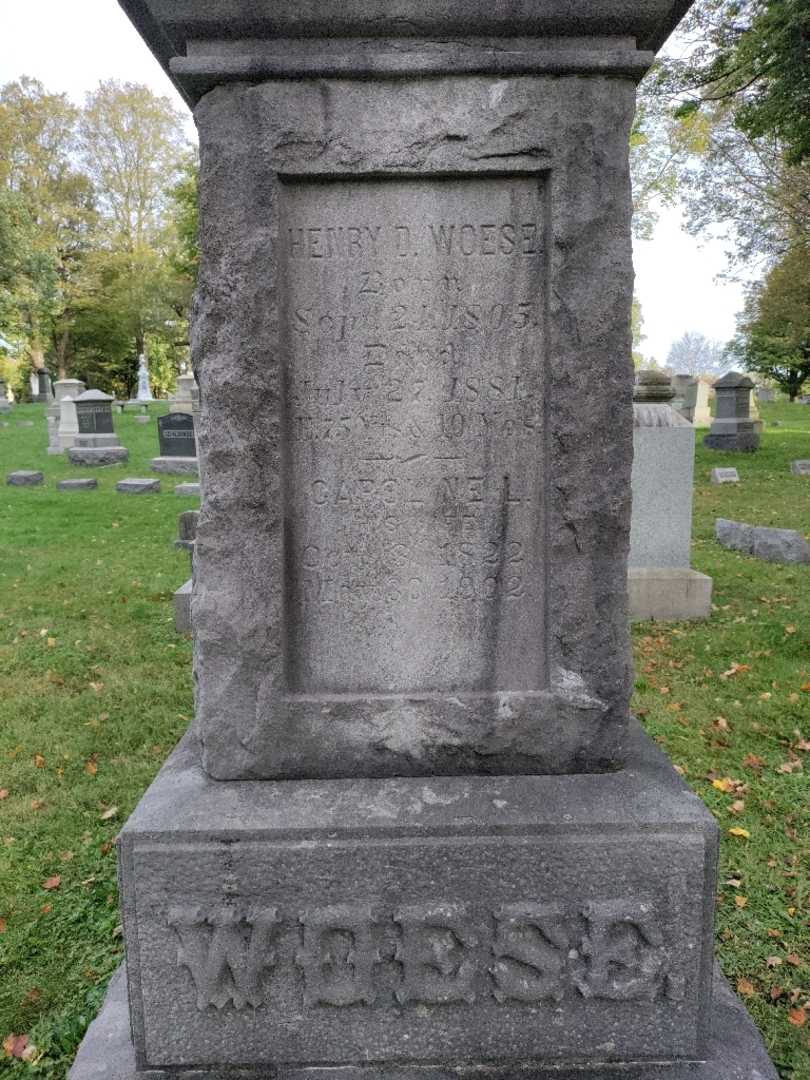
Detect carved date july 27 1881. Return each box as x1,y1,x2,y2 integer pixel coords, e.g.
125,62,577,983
283,177,547,696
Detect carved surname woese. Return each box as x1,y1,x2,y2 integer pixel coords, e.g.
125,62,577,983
168,898,685,1011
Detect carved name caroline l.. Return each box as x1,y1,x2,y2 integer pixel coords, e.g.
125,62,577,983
283,176,547,695
168,899,685,1012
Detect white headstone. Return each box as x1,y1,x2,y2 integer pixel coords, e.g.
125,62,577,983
58,395,80,450
136,354,154,402
790,460,810,477
711,467,739,484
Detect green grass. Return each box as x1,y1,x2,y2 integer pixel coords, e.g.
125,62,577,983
0,400,807,1077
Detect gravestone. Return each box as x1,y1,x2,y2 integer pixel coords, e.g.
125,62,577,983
58,478,98,491
790,460,810,476
70,3,777,1079
670,372,691,416
32,366,53,403
0,378,11,413
49,379,87,451
704,371,760,451
58,396,80,451
151,412,199,474
46,414,61,455
629,371,712,620
757,386,776,402
68,390,129,466
136,354,154,402
711,467,739,484
171,370,196,414
117,478,161,495
716,519,810,564
682,378,711,426
6,470,43,486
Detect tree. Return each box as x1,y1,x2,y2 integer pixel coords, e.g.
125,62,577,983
666,331,728,375
729,244,810,399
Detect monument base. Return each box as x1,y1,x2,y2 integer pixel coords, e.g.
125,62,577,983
703,433,760,452
70,962,776,1080
628,568,713,622
150,456,199,475
68,446,129,466
67,723,750,1073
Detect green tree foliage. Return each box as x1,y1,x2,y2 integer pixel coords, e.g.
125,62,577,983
0,77,196,395
730,245,810,399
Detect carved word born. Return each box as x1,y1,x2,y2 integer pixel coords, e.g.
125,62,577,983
167,899,686,1011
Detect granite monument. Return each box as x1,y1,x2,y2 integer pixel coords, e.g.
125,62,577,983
704,371,760,452
151,411,199,474
69,3,776,1078
68,389,129,466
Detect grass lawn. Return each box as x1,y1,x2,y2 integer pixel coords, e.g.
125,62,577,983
0,399,807,1078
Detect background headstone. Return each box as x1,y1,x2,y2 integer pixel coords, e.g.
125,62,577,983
682,378,711,426
151,412,199,474
136,354,154,402
7,470,43,486
171,371,196,414
790,460,810,476
716,519,810,564
33,367,53,403
711,467,739,484
58,396,80,451
0,378,11,413
68,390,128,466
629,371,712,620
704,371,760,452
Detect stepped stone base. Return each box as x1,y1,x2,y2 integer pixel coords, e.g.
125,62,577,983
151,456,199,475
628,568,713,622
69,962,777,1080
68,446,129,466
67,724,739,1075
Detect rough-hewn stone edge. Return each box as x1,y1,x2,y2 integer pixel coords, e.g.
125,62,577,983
199,671,617,779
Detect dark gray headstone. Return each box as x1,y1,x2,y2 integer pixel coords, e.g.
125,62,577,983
58,478,98,491
6,470,43,486
76,390,115,435
116,478,161,495
704,372,760,452
716,518,810,563
157,412,197,458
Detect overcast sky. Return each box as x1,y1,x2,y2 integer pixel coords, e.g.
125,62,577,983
1,0,747,364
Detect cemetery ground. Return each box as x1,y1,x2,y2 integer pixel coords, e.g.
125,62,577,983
0,403,807,1079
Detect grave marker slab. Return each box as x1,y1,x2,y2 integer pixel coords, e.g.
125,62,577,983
711,467,739,484
790,460,810,476
157,412,197,457
116,478,161,495
6,470,43,486
58,478,98,491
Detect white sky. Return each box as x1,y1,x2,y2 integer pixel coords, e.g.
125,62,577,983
1,0,746,363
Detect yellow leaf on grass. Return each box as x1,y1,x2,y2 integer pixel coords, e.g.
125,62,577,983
728,827,750,839
737,977,755,997
784,625,797,635
100,806,118,821
33,754,45,768
730,800,745,814
788,1007,806,1027
734,895,748,908
0,789,8,800
84,760,98,776
712,777,735,793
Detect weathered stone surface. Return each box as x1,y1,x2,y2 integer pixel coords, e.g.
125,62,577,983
112,722,718,1071
174,482,201,497
630,403,696,570
192,72,636,781
150,456,199,475
790,460,810,476
58,478,98,491
711,468,739,484
175,510,199,552
117,478,161,495
716,518,810,564
68,446,129,466
703,372,759,452
68,960,779,1080
628,568,712,622
634,369,674,404
174,579,192,633
6,470,43,486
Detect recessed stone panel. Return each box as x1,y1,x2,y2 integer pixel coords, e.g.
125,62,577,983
283,176,546,696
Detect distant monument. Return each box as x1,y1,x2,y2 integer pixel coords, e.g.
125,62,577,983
704,371,761,452
136,354,154,402
70,3,776,1079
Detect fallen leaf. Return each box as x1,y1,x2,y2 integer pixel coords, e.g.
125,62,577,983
0,918,6,933
40,903,52,914
0,789,8,800
734,895,748,908
742,753,764,770
84,760,98,776
720,663,751,680
60,850,73,862
759,692,772,701
730,800,745,814
767,929,782,938
30,800,45,811
712,777,736,793
766,956,782,968
33,754,45,768
788,1007,806,1027
728,827,750,839
88,682,104,694
786,953,802,967
2,1033,29,1059
21,988,41,1006
770,986,784,1000
42,875,61,891
737,977,755,997
46,637,55,648
100,806,118,821
784,625,797,635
